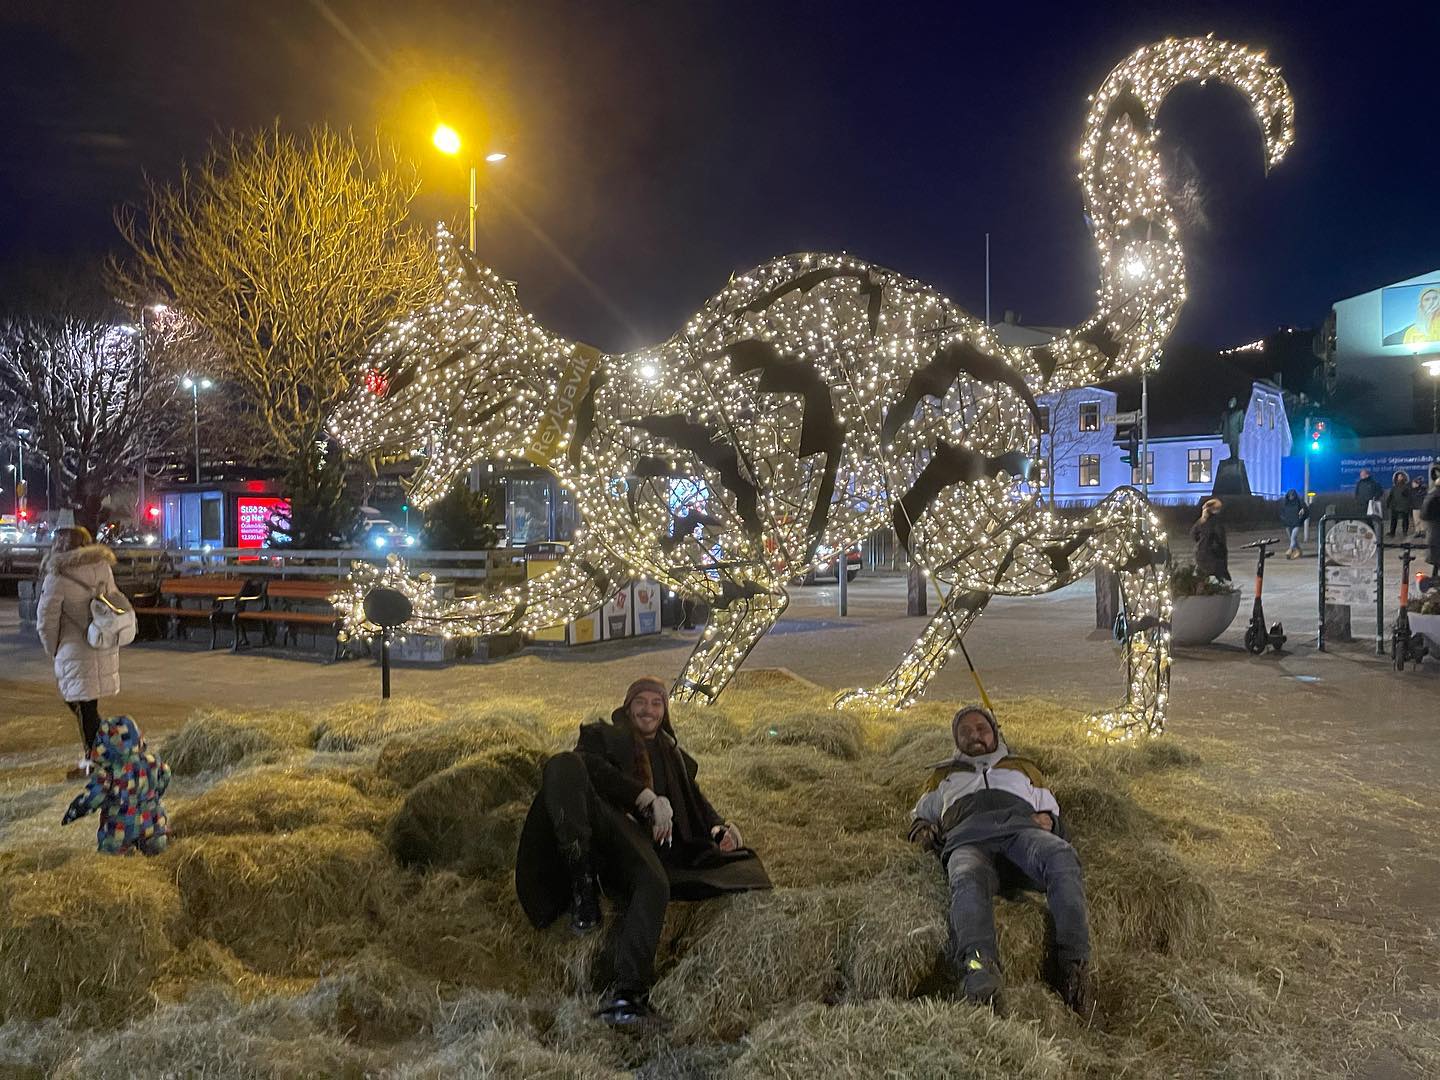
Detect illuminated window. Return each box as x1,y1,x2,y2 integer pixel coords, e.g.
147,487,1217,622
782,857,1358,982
1267,401,1276,429
1079,454,1101,486
1188,448,1213,484
1131,452,1154,486
1034,457,1050,488
1078,402,1100,431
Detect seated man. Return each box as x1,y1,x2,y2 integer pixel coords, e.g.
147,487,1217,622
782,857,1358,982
516,676,771,1029
908,704,1093,1014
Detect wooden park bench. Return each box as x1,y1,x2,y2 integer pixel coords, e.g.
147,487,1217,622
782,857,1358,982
130,576,260,650
233,579,345,660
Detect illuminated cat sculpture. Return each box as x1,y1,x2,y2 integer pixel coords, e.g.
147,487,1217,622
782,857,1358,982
331,37,1292,737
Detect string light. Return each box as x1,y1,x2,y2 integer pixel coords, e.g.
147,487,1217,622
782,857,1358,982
330,37,1292,739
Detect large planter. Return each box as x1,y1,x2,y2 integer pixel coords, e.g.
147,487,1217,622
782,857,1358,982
1171,591,1242,646
1409,613,1440,651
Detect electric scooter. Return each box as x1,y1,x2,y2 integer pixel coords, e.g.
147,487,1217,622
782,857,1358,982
1391,544,1429,671
1242,538,1286,655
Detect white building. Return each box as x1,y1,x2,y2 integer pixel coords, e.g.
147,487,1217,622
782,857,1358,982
1033,381,1290,507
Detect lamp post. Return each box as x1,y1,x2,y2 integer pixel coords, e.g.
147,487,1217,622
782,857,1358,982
14,428,28,524
1424,359,1440,462
431,123,505,254
181,376,213,483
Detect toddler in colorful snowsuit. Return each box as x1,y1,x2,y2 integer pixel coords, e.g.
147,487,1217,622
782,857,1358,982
60,715,170,856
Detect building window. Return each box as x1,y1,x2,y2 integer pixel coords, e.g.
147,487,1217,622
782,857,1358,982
1267,402,1276,429
1131,451,1154,486
1079,454,1101,486
1035,405,1051,434
1187,448,1213,484
1034,457,1050,488
1078,402,1100,431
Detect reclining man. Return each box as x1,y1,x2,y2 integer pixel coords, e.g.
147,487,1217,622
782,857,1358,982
516,676,771,1029
908,704,1093,1015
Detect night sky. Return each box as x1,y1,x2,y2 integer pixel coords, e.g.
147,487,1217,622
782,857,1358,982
0,1,1433,354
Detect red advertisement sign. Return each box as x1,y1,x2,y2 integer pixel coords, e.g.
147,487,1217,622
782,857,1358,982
237,497,289,549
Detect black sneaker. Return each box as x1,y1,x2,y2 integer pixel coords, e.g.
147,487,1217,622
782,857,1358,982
959,952,1003,1007
569,859,601,936
1058,959,1094,1017
597,988,666,1031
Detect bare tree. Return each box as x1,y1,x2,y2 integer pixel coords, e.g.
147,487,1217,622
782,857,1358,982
115,126,441,458
0,310,188,530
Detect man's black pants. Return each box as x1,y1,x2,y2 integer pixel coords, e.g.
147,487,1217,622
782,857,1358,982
541,751,669,993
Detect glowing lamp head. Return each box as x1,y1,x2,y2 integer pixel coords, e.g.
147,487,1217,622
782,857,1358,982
181,377,194,390
484,152,507,163
432,124,462,156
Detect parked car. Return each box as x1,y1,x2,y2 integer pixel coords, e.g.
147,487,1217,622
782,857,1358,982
360,518,419,550
802,545,861,584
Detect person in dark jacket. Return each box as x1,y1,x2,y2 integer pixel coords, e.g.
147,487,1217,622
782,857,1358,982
515,676,770,1029
1385,471,1412,538
1191,498,1230,581
1423,468,1440,575
1355,469,1384,516
909,705,1092,1015
1279,489,1308,559
1412,475,1429,538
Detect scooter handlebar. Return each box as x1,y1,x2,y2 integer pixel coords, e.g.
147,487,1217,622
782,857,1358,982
1243,538,1281,550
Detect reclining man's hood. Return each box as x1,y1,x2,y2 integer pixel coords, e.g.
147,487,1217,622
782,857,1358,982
928,704,1011,770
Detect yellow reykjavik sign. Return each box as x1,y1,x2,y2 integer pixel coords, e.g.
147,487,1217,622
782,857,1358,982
526,343,602,466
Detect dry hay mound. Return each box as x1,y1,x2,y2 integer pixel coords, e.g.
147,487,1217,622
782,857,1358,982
725,999,1070,1080
376,717,549,789
386,747,545,873
163,707,314,775
745,706,863,760
311,698,451,752
652,856,948,1039
0,854,181,1022
171,768,396,838
173,826,398,974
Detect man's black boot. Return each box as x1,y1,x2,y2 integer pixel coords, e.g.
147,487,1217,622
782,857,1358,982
597,986,667,1031
958,951,1004,1008
1058,959,1094,1018
568,858,601,936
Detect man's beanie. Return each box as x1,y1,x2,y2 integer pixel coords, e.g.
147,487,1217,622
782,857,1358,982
952,704,999,747
625,676,668,705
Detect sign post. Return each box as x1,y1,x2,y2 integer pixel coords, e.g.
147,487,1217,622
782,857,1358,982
1317,514,1383,654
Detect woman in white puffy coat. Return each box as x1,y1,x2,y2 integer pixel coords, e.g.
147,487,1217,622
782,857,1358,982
37,527,121,764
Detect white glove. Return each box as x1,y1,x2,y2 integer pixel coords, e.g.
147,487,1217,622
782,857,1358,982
649,796,674,845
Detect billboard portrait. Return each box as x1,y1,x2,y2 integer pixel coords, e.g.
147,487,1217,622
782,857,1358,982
1381,283,1440,346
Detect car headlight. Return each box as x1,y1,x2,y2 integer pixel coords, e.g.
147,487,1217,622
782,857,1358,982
404,535,416,547
373,535,388,548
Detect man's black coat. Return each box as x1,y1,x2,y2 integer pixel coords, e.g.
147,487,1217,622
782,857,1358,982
515,715,771,930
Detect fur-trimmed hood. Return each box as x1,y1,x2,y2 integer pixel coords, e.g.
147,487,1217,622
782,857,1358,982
44,544,117,574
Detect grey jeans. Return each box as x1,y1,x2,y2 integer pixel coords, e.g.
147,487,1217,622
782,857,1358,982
946,828,1091,966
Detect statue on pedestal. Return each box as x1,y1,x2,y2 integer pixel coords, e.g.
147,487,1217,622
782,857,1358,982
1213,396,1252,496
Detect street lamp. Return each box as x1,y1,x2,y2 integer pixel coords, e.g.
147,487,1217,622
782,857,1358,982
181,376,213,484
431,122,505,254
12,428,29,524
1425,358,1440,462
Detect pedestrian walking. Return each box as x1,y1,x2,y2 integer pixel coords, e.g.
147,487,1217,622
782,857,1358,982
1416,474,1432,539
61,715,170,856
1279,489,1308,558
36,527,124,780
1386,471,1412,538
1191,498,1230,581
